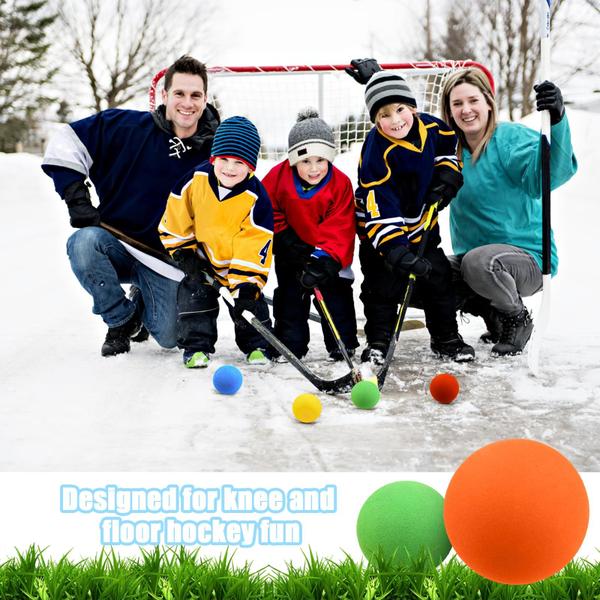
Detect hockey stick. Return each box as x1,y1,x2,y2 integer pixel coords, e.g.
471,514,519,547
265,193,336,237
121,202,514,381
100,222,357,393
207,277,357,393
265,293,425,330
313,287,361,382
264,294,321,324
377,202,438,390
527,0,552,377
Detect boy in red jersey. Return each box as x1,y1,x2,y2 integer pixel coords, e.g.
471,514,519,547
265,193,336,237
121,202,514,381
262,109,358,361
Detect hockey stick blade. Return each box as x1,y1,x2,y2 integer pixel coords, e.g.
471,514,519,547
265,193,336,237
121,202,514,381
238,309,356,393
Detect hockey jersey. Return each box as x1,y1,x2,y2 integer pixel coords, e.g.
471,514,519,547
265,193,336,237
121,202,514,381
41,105,219,251
159,161,274,292
262,160,356,268
356,112,461,256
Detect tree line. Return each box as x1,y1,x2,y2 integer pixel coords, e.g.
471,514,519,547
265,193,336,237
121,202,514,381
1,0,598,153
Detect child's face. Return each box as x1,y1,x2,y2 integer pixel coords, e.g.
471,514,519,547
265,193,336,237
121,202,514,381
377,103,415,140
213,156,251,188
295,156,329,186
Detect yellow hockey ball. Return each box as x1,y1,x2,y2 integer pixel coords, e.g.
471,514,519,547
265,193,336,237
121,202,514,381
292,393,322,424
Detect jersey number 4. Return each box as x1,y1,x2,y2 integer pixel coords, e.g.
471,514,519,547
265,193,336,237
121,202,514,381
259,239,272,265
366,190,381,219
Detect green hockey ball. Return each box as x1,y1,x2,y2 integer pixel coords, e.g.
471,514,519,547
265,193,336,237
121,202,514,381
351,380,380,409
356,480,451,567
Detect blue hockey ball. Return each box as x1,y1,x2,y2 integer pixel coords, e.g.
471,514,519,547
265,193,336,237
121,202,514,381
213,365,243,395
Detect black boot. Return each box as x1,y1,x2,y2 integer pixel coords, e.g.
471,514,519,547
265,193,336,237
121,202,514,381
431,333,475,362
360,343,388,366
101,311,143,356
128,286,149,343
461,294,502,344
480,309,503,344
491,307,533,356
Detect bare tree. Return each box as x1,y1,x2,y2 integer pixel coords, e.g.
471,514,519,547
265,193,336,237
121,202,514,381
431,0,600,119
57,0,214,112
436,0,477,61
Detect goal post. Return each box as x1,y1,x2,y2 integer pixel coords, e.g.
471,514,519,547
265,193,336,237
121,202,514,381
149,61,494,163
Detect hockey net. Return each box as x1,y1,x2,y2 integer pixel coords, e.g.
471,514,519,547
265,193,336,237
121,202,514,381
150,61,494,163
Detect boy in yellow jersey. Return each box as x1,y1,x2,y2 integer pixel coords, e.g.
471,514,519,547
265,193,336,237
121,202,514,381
355,70,475,364
159,116,274,368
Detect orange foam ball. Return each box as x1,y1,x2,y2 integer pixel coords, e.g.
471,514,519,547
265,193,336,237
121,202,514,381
444,439,589,585
429,373,459,404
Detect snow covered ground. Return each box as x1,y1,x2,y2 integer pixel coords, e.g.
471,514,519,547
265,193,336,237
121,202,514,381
1,109,598,472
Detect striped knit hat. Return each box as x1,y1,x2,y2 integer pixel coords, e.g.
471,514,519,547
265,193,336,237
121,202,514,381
365,71,417,122
288,108,336,166
210,116,261,171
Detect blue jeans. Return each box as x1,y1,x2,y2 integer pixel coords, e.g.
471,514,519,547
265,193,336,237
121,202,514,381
66,227,178,348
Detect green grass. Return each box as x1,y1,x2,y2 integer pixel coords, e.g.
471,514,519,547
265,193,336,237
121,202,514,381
0,546,599,599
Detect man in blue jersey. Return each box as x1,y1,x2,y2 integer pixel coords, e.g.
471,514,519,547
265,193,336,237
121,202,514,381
42,55,220,357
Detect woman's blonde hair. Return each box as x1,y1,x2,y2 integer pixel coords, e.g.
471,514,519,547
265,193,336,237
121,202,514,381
441,68,497,163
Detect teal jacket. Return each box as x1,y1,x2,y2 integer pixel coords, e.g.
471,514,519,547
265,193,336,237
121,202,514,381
449,116,577,276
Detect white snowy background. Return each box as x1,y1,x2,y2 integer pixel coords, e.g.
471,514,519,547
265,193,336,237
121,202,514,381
0,109,597,473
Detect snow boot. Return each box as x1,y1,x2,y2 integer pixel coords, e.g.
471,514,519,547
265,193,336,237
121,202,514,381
328,348,355,362
491,307,534,356
131,325,150,343
480,309,503,344
247,349,268,365
460,293,502,344
360,344,387,367
101,311,143,356
183,350,210,368
430,334,475,362
127,285,149,343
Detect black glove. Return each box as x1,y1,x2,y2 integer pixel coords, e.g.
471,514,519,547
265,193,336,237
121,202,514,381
273,227,314,266
172,249,207,281
299,255,341,289
426,169,464,211
386,245,432,278
233,284,260,319
63,180,100,228
344,58,382,85
534,80,565,125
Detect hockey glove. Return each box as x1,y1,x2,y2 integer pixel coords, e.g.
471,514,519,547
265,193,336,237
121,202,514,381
63,180,100,228
273,227,314,266
345,58,382,85
299,255,341,289
386,245,432,278
534,80,565,125
233,283,261,319
172,249,207,281
426,168,464,211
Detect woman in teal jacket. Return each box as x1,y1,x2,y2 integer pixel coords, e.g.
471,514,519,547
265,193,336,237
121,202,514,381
440,68,577,356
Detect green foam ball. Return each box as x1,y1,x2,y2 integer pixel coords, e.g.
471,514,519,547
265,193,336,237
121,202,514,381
356,481,452,567
351,380,380,409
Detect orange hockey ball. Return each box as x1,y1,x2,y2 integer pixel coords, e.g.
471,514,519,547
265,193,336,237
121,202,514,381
429,373,459,404
444,439,589,585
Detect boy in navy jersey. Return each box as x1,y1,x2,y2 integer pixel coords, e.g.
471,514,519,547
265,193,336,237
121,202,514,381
262,109,358,361
356,71,474,364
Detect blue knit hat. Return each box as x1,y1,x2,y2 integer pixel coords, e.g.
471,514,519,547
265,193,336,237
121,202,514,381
210,116,261,171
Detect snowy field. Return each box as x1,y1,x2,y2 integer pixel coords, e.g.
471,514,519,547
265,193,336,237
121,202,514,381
1,109,598,472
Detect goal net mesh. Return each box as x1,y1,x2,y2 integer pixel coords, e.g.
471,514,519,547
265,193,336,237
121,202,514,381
204,62,492,162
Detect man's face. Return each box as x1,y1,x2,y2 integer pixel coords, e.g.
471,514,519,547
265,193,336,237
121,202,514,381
162,72,207,138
